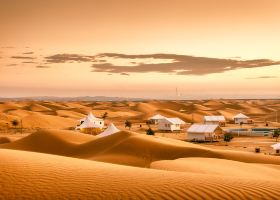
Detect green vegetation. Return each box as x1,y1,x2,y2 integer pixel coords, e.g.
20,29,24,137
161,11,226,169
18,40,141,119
224,133,234,143
125,120,132,130
146,128,155,135
102,112,108,120
273,129,280,142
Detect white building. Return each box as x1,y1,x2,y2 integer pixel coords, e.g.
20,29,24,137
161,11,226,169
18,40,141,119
204,115,226,126
158,117,186,131
149,114,166,124
187,124,223,141
76,112,104,134
233,113,252,124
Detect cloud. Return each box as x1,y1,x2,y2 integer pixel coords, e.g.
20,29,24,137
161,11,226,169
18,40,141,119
36,65,50,68
22,61,36,64
6,64,18,66
11,56,36,59
246,76,278,79
1,46,14,49
120,72,130,76
43,53,280,76
91,53,280,75
23,52,34,54
45,54,94,63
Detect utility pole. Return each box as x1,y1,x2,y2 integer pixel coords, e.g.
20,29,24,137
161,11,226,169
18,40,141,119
276,110,278,123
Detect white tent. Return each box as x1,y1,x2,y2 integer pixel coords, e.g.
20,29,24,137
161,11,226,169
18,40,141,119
204,116,225,122
76,112,104,129
149,114,166,120
233,113,249,119
187,124,219,133
187,124,222,141
165,118,186,125
148,114,166,124
158,117,186,131
79,112,98,123
271,143,280,150
233,113,251,124
204,115,226,126
97,123,120,138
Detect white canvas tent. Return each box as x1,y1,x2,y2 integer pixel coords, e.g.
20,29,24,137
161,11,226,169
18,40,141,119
76,112,104,134
271,143,280,150
204,115,226,126
97,123,120,138
187,124,223,141
158,117,186,131
233,113,252,124
149,114,166,124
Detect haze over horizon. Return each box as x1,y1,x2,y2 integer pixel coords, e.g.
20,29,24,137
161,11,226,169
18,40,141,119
1,0,279,99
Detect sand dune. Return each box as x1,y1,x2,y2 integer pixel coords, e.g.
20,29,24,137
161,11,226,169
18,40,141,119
1,149,280,199
151,157,280,180
28,103,53,112
1,99,280,199
21,112,76,129
2,129,280,168
0,100,279,131
0,137,11,144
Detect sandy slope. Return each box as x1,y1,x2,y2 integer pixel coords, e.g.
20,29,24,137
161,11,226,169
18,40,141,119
2,129,280,167
1,149,280,200
151,157,280,180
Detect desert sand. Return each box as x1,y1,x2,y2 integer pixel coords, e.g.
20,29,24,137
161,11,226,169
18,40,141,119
1,99,280,199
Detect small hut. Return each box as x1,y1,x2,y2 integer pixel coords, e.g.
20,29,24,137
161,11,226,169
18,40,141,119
157,117,186,132
148,114,166,124
233,113,252,124
76,112,104,135
187,124,223,141
204,115,226,127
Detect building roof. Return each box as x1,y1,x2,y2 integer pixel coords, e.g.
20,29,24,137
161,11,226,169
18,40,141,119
204,115,225,122
233,113,249,119
79,112,103,122
187,124,219,133
163,117,186,125
97,123,120,138
77,112,104,129
79,118,103,129
271,143,280,150
149,114,166,120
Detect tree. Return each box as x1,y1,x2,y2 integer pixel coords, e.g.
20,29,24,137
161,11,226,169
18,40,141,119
125,120,132,130
102,112,108,120
224,133,234,143
146,120,152,128
11,119,19,133
273,129,280,142
146,128,155,135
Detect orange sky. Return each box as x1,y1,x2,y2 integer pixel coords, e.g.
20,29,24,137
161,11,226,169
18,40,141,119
0,0,279,99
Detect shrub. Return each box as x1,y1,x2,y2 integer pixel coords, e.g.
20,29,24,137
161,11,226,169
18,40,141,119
273,130,280,142
224,133,234,142
146,128,155,135
125,120,132,130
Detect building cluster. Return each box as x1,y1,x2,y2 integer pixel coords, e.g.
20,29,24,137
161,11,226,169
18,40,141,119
149,113,253,141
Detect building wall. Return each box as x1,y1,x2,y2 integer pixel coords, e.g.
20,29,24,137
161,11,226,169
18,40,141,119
205,121,225,127
158,121,181,131
234,118,248,124
187,132,206,141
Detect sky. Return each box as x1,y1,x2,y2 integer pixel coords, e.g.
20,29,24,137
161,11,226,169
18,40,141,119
0,0,280,99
